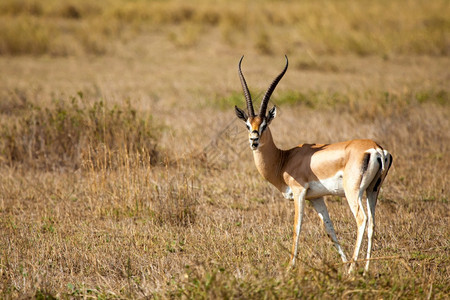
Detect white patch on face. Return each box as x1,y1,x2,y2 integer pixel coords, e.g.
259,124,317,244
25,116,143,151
307,171,345,198
259,120,267,135
245,120,251,131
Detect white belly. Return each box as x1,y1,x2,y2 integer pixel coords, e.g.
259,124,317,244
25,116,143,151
306,171,345,199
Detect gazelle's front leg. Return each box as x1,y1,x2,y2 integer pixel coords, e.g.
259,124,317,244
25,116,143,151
310,197,348,263
289,185,308,268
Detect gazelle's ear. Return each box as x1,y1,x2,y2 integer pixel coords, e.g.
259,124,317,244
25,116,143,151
266,106,277,124
235,106,248,122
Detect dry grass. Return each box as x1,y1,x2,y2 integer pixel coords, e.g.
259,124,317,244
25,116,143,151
0,0,448,56
0,0,449,299
0,95,160,170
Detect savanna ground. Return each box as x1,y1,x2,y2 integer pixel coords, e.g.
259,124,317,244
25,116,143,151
0,0,449,298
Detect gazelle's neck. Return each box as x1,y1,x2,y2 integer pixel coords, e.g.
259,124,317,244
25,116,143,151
252,127,286,190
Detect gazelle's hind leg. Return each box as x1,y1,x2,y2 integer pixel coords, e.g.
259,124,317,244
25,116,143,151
345,186,367,274
345,152,383,274
310,197,347,263
365,185,379,274
364,151,393,273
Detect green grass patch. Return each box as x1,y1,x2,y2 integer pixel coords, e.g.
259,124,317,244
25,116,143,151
215,91,249,111
214,89,449,122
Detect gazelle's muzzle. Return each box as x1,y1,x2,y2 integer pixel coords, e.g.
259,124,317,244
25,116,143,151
249,131,259,150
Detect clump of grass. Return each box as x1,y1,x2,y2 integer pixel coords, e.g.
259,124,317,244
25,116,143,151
0,93,160,170
254,30,273,55
167,23,203,48
152,176,199,227
0,0,43,16
415,89,448,105
0,17,53,55
294,55,341,72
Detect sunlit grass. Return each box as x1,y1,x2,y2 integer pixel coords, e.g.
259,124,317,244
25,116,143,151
0,94,160,170
0,0,448,56
1,91,448,297
0,0,448,298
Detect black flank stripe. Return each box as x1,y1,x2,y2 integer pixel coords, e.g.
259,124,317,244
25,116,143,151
361,153,370,174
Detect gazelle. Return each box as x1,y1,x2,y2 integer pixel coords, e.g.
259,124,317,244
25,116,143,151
234,56,392,274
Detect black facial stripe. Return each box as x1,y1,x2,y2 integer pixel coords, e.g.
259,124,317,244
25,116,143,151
260,124,267,133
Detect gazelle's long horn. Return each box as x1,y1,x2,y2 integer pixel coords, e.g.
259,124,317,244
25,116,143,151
260,55,288,118
238,56,255,117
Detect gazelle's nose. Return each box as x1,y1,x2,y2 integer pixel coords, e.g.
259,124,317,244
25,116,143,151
249,131,259,150
250,130,259,140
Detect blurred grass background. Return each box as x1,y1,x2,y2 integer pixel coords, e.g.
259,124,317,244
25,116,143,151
0,0,449,298
0,0,448,56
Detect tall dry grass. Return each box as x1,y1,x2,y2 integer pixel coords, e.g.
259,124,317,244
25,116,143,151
0,90,448,298
0,94,159,170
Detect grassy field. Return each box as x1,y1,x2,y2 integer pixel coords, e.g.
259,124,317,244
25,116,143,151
0,0,449,298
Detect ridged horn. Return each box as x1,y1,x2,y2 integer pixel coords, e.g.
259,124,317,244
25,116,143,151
238,56,255,117
260,55,288,118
